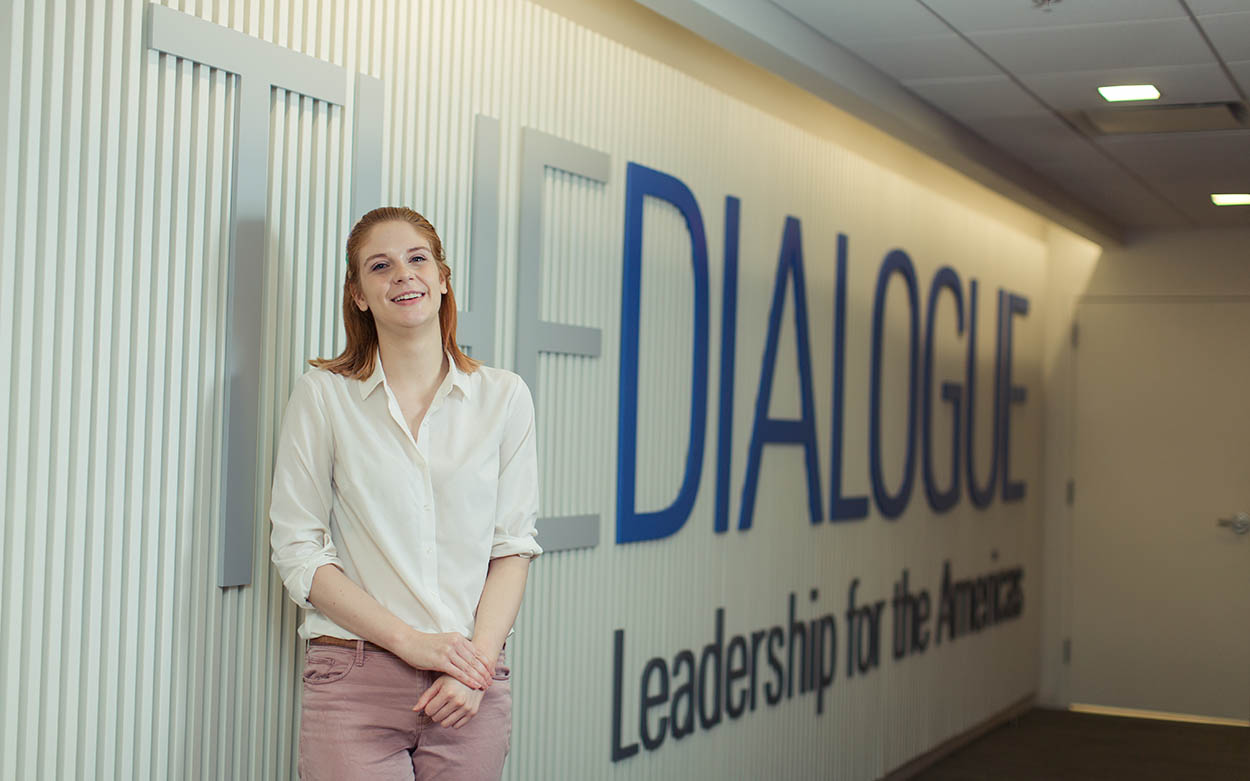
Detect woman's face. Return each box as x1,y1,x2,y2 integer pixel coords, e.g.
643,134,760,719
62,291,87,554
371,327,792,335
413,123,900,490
352,220,447,336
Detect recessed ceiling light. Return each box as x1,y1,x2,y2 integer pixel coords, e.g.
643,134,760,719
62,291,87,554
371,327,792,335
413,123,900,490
1097,84,1161,102
1211,193,1250,206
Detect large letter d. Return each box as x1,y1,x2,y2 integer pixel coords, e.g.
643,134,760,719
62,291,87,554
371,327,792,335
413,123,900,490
616,163,710,543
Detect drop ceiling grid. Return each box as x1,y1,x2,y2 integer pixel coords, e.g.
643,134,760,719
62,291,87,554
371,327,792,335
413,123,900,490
1228,61,1250,94
795,0,1250,228
1195,11,1250,62
1019,64,1238,110
770,0,1249,229
916,3,1214,229
925,0,1188,32
964,19,1214,75
1186,0,1250,17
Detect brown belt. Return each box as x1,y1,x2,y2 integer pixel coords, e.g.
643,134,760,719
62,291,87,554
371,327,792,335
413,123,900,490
310,635,392,654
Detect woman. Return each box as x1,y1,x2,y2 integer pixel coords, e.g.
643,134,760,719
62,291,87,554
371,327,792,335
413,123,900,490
270,206,541,780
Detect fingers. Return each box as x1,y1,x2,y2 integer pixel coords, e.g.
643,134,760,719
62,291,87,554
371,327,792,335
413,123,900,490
414,677,480,727
413,633,493,689
426,695,475,727
457,640,492,686
437,701,476,728
439,636,490,690
413,678,442,712
427,698,457,724
443,655,488,691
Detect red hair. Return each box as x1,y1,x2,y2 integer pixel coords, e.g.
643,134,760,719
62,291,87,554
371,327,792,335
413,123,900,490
310,206,480,379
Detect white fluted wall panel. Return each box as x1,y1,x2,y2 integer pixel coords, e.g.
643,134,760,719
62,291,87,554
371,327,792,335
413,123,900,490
2,0,1050,779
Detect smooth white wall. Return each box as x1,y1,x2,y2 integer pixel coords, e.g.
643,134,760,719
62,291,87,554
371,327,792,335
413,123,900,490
3,1,1069,778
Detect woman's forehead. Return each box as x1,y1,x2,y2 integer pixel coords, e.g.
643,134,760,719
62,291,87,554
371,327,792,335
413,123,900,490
362,220,433,254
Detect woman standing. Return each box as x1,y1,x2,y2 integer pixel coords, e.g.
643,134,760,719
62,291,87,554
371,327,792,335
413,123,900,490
270,207,541,780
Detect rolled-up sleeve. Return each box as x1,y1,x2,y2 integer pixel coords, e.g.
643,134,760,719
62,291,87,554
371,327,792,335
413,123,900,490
491,376,543,560
269,374,343,608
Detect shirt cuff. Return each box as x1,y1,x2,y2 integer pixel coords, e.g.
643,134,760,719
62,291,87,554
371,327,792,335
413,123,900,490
283,552,343,609
491,534,542,561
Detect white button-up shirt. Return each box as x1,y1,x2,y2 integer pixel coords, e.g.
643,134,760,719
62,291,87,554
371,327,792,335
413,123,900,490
269,354,542,640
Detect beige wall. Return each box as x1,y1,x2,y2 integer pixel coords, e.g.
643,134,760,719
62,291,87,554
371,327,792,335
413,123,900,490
1037,226,1250,707
1086,229,1250,297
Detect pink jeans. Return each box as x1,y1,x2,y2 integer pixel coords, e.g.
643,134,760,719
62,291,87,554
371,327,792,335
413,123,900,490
298,641,512,780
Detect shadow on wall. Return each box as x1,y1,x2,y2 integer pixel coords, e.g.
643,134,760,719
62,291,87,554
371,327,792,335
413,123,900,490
1038,223,1100,710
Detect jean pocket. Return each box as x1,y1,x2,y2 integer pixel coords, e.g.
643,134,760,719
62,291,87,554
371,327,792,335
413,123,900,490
302,649,356,685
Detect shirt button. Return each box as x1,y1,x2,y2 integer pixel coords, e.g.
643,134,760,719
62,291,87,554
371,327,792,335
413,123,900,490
423,503,432,511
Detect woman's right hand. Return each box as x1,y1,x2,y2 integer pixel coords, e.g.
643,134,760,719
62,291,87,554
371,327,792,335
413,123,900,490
397,630,493,690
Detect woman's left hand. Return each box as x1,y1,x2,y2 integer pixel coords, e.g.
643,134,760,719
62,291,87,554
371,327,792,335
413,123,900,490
414,675,485,728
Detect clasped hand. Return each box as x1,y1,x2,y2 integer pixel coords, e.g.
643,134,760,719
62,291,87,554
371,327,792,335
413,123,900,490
398,630,494,690
414,675,485,728
396,630,495,728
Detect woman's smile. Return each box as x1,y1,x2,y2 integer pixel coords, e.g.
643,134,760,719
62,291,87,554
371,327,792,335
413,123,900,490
391,289,428,305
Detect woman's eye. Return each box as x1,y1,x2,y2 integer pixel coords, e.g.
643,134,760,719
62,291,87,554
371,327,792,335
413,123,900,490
409,255,425,263
371,262,386,271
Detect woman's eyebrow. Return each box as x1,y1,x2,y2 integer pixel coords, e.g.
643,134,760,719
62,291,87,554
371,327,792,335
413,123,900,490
363,246,426,263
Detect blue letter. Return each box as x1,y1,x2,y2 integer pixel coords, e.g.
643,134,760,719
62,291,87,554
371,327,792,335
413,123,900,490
714,197,740,533
616,163,710,543
923,267,963,512
869,250,920,519
1001,293,1029,502
739,217,824,530
965,281,1004,509
830,234,868,522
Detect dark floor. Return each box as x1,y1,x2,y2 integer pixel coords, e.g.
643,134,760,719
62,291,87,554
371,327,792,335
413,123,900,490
913,708,1250,781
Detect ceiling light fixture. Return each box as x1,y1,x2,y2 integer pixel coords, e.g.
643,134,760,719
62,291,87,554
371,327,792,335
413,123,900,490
1211,193,1250,206
1097,84,1162,102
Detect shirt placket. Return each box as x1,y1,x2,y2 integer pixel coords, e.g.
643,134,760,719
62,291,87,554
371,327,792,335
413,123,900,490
382,385,442,597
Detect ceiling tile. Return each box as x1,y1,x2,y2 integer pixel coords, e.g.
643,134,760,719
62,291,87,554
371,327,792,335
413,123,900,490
1147,177,1250,227
903,75,1048,119
1017,137,1116,177
1186,0,1250,14
1021,64,1240,111
1095,133,1250,227
1043,171,1190,230
969,18,1214,74
926,0,1185,33
972,112,1088,152
978,124,1191,230
771,0,949,41
1196,12,1250,62
842,34,999,80
1229,60,1250,94
968,113,1125,184
1097,131,1250,182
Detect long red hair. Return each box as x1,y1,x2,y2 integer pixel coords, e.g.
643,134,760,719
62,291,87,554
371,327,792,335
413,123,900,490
310,206,480,379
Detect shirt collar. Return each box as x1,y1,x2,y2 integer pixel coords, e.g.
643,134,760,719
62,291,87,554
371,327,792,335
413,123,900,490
358,350,472,400
445,353,474,399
